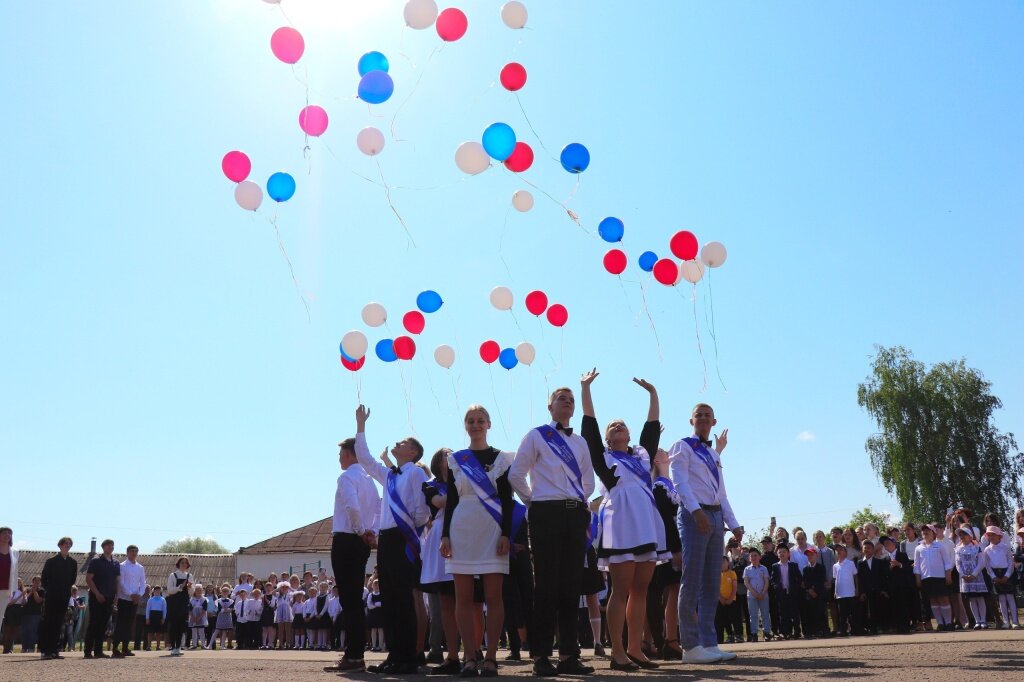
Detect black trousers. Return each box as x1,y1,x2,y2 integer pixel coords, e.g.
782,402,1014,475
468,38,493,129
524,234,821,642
527,501,588,659
85,594,113,655
112,599,136,650
39,591,70,655
332,532,371,660
134,614,147,648
777,591,801,637
167,594,188,649
836,597,854,634
377,529,421,665
802,595,825,636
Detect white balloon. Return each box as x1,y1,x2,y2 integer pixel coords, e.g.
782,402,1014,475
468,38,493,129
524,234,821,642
356,127,385,156
234,181,263,211
455,141,490,175
511,190,534,212
489,285,513,311
404,0,438,29
700,241,728,268
434,344,455,369
341,330,369,359
514,341,536,366
500,1,528,28
262,0,281,4
677,259,706,285
361,302,387,327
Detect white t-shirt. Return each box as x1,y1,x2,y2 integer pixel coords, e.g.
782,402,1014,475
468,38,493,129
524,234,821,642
833,560,857,598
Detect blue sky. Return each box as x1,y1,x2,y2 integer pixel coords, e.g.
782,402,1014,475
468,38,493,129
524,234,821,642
3,1,1022,552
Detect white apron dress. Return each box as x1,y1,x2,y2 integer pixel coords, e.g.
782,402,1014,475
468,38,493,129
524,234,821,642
445,450,514,576
596,446,670,569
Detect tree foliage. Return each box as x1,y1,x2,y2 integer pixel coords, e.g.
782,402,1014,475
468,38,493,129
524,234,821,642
846,505,894,531
155,536,230,554
857,345,1024,524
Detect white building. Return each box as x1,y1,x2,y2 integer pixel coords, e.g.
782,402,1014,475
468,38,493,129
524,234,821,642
236,517,377,580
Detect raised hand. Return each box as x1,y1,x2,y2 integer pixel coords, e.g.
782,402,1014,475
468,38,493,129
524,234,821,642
355,404,371,429
580,368,599,386
632,377,656,393
714,428,729,454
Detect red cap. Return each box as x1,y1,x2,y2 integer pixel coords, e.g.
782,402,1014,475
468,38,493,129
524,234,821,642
804,547,818,555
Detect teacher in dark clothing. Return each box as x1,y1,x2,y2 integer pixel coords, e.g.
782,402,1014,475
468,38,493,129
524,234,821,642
84,539,120,659
39,537,77,660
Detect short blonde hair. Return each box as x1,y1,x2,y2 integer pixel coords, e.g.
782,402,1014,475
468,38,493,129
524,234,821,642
691,403,714,417
464,404,491,422
548,387,573,407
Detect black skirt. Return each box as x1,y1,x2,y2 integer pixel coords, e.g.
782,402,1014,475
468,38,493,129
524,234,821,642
367,608,385,628
992,567,1017,594
581,547,605,596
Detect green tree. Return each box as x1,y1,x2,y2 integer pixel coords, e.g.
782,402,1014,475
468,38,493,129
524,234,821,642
857,345,1024,524
845,505,894,531
154,536,230,554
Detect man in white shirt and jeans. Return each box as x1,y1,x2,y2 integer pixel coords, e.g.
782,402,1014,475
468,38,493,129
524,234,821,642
669,403,742,664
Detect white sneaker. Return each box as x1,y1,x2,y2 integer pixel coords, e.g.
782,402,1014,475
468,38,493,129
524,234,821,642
682,645,722,664
169,648,182,656
705,646,737,661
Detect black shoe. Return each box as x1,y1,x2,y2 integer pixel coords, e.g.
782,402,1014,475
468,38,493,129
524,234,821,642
429,659,463,675
324,657,366,672
660,640,683,660
593,644,605,657
419,652,428,666
627,654,659,669
391,663,421,674
533,657,558,677
426,652,446,665
367,661,396,674
460,660,479,677
94,652,109,658
506,651,521,661
123,650,135,657
610,659,640,672
556,657,594,675
111,651,125,659
83,653,94,659
479,659,498,678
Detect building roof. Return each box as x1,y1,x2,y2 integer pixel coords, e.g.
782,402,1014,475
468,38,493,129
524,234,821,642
15,551,236,591
238,517,333,554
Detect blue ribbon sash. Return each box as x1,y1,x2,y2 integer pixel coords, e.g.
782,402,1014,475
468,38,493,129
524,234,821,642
587,511,600,550
683,437,720,490
606,448,653,491
536,425,586,501
654,476,675,493
386,470,422,562
452,449,504,530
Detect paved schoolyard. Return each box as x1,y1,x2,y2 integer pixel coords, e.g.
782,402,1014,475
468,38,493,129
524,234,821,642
2,631,1022,681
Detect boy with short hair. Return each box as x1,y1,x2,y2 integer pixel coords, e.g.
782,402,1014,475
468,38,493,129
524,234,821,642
770,546,802,639
742,548,772,642
801,548,826,638
832,546,858,636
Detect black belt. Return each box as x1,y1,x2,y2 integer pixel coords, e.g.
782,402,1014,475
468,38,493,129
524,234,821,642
532,499,584,509
699,503,722,512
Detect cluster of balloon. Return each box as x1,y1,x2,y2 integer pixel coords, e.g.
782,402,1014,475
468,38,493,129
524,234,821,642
519,288,569,327
645,231,729,287
596,217,628,275
403,0,469,42
479,340,536,371
224,151,295,209
339,291,445,372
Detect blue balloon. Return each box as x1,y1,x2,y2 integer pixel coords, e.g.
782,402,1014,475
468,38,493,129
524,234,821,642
598,217,624,243
416,290,443,314
339,344,357,363
358,51,389,76
560,143,590,173
482,123,517,161
267,172,296,202
638,251,658,272
375,339,398,362
499,348,519,370
358,70,394,104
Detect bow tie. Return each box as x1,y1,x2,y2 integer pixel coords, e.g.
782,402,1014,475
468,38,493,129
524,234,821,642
696,438,712,448
556,424,573,436
390,466,402,475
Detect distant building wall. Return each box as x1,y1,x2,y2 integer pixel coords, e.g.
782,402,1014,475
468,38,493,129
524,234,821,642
236,551,377,580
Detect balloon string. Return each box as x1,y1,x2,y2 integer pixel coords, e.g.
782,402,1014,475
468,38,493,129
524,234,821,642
638,278,663,362
508,308,526,337
266,213,311,322
374,158,417,249
422,358,443,412
390,43,444,142
616,275,636,321
679,285,708,392
498,205,515,281
489,364,509,440
397,359,415,434
449,370,460,412
514,93,552,156
703,269,727,390
349,169,467,193
509,169,589,234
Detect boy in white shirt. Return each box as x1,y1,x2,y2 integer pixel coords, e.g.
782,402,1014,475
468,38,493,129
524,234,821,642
832,545,858,636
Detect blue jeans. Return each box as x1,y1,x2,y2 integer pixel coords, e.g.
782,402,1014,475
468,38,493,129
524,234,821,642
747,594,772,636
676,507,724,649
21,613,41,652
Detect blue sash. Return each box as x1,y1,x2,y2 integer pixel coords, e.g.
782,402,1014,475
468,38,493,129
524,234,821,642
653,476,675,493
683,437,719,490
587,511,600,550
386,470,422,562
452,449,503,529
430,480,448,496
536,425,585,501
510,502,527,540
606,449,653,490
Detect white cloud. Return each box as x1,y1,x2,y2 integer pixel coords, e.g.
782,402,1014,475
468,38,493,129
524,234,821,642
796,431,815,442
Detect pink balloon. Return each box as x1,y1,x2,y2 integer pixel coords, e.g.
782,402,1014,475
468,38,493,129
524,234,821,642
436,8,468,41
270,27,304,64
221,151,251,183
298,105,328,137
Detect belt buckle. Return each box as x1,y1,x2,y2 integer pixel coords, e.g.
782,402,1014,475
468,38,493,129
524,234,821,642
565,500,578,509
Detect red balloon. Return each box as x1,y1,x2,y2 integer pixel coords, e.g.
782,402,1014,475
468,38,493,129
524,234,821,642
403,310,425,335
546,304,568,327
603,249,627,275
652,259,679,286
436,8,468,41
669,230,698,261
479,340,500,364
221,150,251,183
504,142,534,172
525,290,548,316
394,335,416,360
500,62,527,91
340,355,365,372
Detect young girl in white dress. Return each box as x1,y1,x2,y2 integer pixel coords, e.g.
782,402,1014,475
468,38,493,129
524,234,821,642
439,405,514,678
580,370,665,671
187,585,208,650
954,525,988,628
